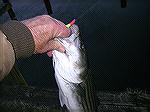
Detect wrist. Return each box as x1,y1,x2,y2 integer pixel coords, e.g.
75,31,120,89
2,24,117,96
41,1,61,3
21,21,39,53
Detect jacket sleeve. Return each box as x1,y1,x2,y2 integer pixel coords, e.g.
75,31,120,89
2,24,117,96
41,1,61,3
0,21,35,81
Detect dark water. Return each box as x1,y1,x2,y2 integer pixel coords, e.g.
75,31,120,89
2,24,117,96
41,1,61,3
0,0,149,90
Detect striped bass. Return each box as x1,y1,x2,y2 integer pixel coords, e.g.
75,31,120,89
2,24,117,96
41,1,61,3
52,25,96,112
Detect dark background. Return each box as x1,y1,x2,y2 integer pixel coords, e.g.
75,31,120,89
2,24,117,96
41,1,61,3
0,0,149,91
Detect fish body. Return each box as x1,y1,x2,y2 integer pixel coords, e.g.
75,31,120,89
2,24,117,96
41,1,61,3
52,25,95,112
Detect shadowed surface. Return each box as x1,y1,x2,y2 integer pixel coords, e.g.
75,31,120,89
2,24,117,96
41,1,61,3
0,85,150,111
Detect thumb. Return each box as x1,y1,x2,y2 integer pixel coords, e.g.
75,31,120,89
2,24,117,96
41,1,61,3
43,39,65,55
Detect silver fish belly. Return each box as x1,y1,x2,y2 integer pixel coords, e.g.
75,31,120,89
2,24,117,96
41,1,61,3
52,25,95,112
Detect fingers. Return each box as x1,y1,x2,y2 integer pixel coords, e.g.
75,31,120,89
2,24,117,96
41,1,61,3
57,26,71,38
47,51,52,57
50,18,71,38
23,15,71,38
46,39,65,57
40,39,65,54
22,15,70,55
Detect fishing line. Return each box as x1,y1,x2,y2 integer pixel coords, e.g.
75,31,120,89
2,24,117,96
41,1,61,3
53,0,100,23
76,0,100,22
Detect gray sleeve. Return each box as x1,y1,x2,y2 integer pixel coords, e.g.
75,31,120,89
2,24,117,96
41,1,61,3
0,20,35,59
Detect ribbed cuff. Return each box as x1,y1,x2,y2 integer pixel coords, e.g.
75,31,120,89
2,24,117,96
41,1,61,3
0,20,35,59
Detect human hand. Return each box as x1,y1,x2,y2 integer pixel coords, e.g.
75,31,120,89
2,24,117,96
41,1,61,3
22,15,70,57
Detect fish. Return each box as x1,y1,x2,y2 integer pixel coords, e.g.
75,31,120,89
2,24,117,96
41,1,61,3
52,25,96,112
